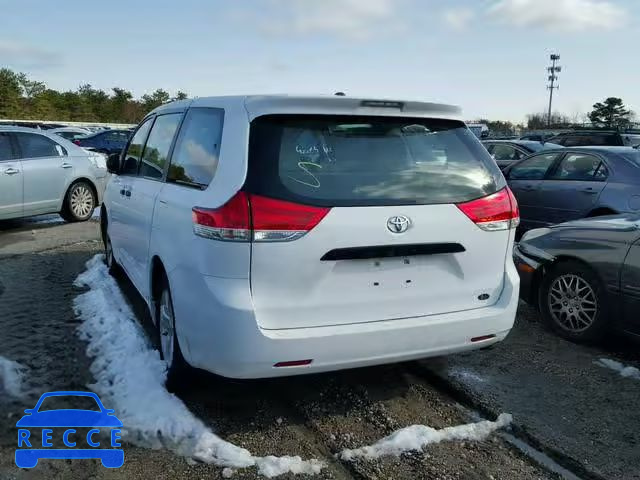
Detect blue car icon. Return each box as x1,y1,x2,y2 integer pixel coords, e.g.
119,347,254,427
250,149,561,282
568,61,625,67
16,391,123,468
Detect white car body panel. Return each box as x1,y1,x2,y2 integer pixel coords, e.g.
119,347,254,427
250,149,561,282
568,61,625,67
251,204,509,330
103,95,518,379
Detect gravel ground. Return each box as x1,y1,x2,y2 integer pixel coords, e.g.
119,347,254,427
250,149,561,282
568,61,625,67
0,217,627,479
423,305,640,480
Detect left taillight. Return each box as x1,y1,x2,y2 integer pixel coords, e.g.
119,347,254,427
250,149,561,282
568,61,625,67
456,187,520,231
192,192,251,241
192,193,330,242
73,139,81,145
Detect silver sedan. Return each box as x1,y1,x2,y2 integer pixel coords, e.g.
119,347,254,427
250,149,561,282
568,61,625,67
0,126,108,222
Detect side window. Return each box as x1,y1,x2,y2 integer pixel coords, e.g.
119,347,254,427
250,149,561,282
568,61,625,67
168,108,224,188
492,144,522,161
508,153,558,180
15,133,64,158
0,133,16,161
139,114,182,180
483,143,494,154
594,162,609,180
549,153,602,181
562,135,586,147
121,118,153,175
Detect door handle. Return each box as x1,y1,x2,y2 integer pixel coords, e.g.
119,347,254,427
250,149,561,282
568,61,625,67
580,187,597,194
523,185,535,191
3,167,20,175
61,162,73,169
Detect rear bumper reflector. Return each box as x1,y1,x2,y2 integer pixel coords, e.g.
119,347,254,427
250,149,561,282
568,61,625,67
320,243,465,261
470,334,496,343
274,359,313,368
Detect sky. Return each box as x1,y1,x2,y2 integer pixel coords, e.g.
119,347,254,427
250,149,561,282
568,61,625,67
1,0,638,123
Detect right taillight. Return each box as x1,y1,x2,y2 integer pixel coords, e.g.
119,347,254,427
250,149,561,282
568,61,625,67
192,192,330,242
456,187,520,231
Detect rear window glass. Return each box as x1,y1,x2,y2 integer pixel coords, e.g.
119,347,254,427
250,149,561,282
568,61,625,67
247,115,503,206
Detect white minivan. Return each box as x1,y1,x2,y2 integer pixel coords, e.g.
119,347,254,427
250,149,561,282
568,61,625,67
102,95,520,382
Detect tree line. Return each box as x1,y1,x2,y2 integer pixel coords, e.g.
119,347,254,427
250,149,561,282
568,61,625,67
479,97,635,137
0,68,636,131
0,68,187,124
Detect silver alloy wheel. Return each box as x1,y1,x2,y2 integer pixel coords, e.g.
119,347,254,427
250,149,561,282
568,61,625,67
548,274,598,333
159,289,175,366
70,185,94,218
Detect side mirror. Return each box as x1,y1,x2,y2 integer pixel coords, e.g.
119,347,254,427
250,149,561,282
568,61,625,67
107,153,120,174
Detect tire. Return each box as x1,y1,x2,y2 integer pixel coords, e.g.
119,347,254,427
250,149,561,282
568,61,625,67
60,181,96,222
104,231,122,277
156,275,188,390
539,260,610,343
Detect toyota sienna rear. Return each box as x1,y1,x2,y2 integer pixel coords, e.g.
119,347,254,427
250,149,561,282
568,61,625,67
102,95,520,380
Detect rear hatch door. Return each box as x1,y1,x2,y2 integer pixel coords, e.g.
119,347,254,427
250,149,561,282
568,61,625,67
246,115,514,330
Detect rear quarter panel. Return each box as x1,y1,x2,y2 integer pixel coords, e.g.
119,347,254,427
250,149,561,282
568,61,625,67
597,155,640,214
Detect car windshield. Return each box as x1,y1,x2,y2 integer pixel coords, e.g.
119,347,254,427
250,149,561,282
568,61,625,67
37,395,101,412
247,115,504,206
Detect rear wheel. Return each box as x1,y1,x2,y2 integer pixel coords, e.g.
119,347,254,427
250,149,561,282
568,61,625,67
104,233,121,276
156,275,188,390
61,181,96,222
539,261,609,343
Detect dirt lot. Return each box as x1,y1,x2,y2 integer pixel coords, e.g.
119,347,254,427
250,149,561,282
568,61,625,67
0,216,638,479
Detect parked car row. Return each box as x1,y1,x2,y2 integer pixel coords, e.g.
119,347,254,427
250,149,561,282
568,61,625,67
485,133,640,346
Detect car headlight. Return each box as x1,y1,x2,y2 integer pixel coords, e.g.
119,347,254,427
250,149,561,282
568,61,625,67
520,228,551,242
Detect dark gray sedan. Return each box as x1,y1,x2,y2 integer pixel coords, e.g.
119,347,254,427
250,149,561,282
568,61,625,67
504,146,640,231
514,215,640,343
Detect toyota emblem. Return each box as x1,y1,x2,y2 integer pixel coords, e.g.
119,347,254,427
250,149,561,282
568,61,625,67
387,215,411,234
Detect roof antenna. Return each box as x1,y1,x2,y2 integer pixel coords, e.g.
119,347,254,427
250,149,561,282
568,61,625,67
334,91,346,96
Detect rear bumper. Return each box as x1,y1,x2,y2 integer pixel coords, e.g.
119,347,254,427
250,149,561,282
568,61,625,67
171,261,520,379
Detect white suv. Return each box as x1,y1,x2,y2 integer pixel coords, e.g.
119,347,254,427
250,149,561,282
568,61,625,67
102,95,520,382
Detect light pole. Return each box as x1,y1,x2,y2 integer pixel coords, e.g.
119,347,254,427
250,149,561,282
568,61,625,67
547,54,561,127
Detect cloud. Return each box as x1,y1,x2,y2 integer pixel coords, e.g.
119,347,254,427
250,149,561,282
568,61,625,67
0,40,62,69
442,7,475,30
262,0,407,40
489,0,626,31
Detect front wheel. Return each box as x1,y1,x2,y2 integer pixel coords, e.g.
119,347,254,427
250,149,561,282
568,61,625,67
157,276,188,390
61,181,96,222
539,261,609,343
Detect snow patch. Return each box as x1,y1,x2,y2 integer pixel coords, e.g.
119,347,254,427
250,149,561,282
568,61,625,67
339,413,512,461
73,255,323,477
448,367,487,384
595,358,640,381
0,356,28,398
